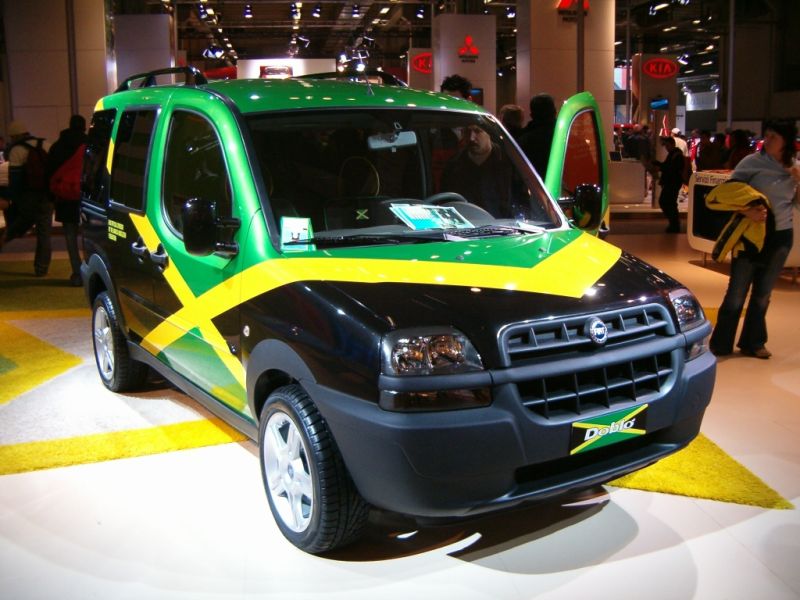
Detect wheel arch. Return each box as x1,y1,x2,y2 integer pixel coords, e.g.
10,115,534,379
247,339,317,422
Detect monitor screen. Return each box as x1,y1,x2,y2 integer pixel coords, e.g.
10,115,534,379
650,97,669,110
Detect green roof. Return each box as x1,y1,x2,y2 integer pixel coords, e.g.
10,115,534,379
202,78,487,114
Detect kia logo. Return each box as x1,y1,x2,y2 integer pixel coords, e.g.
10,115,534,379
643,58,678,79
412,52,432,74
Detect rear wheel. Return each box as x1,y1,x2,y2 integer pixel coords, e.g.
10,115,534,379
259,384,368,553
91,291,148,392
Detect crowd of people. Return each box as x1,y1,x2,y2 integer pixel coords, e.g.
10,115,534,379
0,116,87,285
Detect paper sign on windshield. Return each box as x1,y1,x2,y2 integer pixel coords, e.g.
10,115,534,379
389,204,473,231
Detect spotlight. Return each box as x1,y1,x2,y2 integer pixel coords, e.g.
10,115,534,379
416,5,425,19
290,3,300,19
506,7,515,18
352,4,360,18
243,4,253,18
312,4,321,17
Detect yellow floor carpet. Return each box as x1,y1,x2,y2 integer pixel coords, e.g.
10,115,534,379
0,418,248,476
0,316,84,405
611,433,793,509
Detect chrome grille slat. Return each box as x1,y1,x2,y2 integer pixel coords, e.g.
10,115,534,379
500,304,677,419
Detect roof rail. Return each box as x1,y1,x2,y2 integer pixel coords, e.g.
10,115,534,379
115,66,208,93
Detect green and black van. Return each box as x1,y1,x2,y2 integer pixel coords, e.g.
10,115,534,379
81,67,715,553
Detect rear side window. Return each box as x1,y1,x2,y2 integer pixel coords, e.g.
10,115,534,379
162,110,232,235
110,109,157,211
82,109,117,208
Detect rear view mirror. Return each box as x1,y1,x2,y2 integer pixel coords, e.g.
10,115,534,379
367,130,417,151
183,197,240,257
572,184,603,231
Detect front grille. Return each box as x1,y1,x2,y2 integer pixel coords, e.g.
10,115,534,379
499,304,677,419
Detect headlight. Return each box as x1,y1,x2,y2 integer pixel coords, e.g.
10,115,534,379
667,288,705,332
380,328,490,412
381,328,483,376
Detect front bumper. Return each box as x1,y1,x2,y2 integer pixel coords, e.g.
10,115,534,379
307,331,716,518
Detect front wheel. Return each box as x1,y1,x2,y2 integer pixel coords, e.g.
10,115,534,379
259,384,368,553
91,291,148,392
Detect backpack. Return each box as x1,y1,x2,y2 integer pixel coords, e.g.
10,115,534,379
21,138,49,192
50,143,85,201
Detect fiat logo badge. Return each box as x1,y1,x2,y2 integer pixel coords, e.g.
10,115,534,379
585,317,608,346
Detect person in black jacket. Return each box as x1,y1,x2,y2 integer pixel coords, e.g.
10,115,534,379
46,115,87,286
653,136,685,233
519,93,557,178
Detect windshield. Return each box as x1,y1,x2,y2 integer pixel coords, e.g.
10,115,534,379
245,109,562,249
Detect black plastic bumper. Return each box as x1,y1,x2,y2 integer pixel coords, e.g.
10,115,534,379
306,348,716,518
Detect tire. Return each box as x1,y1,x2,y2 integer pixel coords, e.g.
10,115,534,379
91,291,148,392
259,384,369,553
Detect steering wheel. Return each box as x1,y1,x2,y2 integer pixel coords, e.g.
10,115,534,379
424,192,468,205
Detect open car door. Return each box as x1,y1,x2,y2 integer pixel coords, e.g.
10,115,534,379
544,91,610,235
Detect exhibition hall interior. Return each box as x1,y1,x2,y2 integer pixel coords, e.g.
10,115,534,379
1,1,799,598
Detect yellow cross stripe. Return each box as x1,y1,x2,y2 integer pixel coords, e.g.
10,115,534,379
143,232,621,354
127,214,245,388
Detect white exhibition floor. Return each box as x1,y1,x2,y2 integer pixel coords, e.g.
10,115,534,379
1,220,799,599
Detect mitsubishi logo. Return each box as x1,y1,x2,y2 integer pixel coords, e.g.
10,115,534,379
458,35,479,61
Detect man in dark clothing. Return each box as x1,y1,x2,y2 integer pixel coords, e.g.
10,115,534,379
46,115,88,286
653,136,685,233
440,125,512,217
519,93,556,178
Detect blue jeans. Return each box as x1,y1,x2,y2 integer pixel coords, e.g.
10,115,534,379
710,228,792,353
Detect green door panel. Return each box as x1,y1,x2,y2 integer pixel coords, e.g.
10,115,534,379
544,92,609,233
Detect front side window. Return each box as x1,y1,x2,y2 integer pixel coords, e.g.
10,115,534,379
246,109,561,248
162,110,232,235
109,109,157,211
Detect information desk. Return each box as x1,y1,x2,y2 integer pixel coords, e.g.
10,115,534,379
687,169,800,279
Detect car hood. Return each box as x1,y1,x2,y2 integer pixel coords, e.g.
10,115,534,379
255,231,683,367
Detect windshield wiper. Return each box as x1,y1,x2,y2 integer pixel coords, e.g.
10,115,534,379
441,224,546,239
284,231,448,248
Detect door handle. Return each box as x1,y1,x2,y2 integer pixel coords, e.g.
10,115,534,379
150,243,169,271
131,237,149,263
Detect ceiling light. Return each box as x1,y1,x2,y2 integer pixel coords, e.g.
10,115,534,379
677,53,689,65
701,60,713,66
663,26,676,32
692,19,700,24
710,83,720,92
205,7,215,15
506,6,515,18
312,4,321,17
243,4,253,18
614,40,622,45
379,6,390,14
654,2,669,9
705,44,714,51
352,4,361,17
416,5,425,18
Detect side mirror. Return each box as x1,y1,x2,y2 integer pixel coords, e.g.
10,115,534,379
571,184,603,231
182,197,240,257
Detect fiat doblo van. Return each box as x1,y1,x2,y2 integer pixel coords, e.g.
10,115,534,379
81,67,715,553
